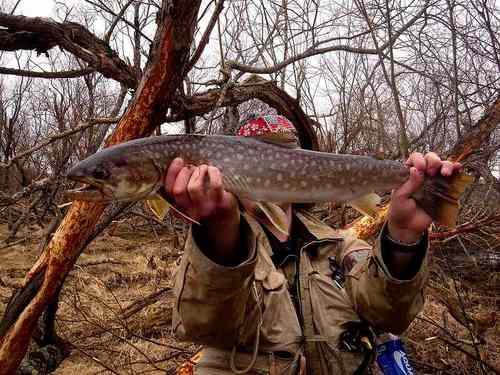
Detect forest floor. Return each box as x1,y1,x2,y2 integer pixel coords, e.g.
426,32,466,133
0,200,498,374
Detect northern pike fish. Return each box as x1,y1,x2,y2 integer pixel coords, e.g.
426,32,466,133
66,134,472,233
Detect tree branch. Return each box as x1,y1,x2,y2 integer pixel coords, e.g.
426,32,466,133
226,0,430,75
104,0,135,43
0,117,120,169
83,0,153,44
0,13,138,88
0,66,95,78
449,97,500,162
226,44,379,74
184,0,224,75
168,75,319,150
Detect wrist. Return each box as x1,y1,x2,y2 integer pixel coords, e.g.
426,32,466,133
387,222,424,244
203,205,240,229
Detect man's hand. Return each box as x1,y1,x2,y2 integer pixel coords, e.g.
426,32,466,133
388,152,462,243
164,158,242,265
165,157,238,222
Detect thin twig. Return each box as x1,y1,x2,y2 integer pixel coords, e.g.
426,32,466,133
436,336,499,375
184,0,225,75
0,117,120,168
0,237,26,250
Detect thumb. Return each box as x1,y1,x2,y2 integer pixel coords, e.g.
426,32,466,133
394,167,424,199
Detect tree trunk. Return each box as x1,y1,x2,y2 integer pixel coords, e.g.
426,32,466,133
448,97,500,162
0,1,201,373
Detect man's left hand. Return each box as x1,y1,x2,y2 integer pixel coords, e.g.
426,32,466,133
388,152,461,244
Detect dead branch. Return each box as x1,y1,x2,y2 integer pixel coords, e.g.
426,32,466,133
169,75,319,150
430,213,500,241
119,287,172,321
78,258,125,268
349,97,500,240
0,237,26,250
83,0,153,44
0,178,54,208
449,97,500,162
436,336,499,375
0,117,120,169
0,13,138,88
5,191,43,242
104,0,135,44
0,66,95,78
226,0,430,75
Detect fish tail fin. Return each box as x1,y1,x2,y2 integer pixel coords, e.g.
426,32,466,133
348,193,381,218
414,173,474,228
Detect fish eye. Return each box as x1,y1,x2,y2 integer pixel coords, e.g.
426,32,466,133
92,166,110,180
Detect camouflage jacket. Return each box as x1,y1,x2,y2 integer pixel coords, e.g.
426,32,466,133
172,210,428,374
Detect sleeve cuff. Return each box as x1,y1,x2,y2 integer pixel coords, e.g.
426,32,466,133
374,222,429,284
185,214,258,287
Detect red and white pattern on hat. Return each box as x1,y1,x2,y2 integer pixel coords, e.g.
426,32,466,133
237,115,296,137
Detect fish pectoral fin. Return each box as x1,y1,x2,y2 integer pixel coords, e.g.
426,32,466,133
255,202,290,236
146,195,171,221
146,194,200,225
348,193,381,218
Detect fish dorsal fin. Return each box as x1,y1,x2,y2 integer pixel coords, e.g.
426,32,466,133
253,132,299,149
348,193,381,218
146,193,200,225
255,202,290,237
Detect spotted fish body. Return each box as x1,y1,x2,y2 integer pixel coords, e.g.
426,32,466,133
67,134,472,228
67,134,409,204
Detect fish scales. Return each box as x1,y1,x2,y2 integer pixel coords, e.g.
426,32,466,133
67,134,409,204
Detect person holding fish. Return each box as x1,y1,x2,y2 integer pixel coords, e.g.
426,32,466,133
165,115,463,374
66,114,469,374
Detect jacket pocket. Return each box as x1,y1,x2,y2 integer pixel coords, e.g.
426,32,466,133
254,268,301,350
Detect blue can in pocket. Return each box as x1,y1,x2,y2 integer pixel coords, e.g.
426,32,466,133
376,335,415,375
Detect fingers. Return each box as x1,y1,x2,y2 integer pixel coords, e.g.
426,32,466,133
171,164,195,210
394,167,424,199
451,161,462,173
207,166,224,203
440,160,454,176
406,152,426,171
187,165,208,204
169,164,226,220
406,152,463,178
424,152,441,176
165,157,184,195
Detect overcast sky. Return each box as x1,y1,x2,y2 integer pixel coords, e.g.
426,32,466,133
14,0,76,17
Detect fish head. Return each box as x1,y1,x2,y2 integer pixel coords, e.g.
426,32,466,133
66,151,161,202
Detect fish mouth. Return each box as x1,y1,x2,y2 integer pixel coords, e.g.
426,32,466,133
65,184,112,202
65,172,116,202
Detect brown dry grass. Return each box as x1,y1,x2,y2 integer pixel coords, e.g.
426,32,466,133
0,184,498,374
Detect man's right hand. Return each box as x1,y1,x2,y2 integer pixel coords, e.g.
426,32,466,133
164,158,243,265
164,157,239,222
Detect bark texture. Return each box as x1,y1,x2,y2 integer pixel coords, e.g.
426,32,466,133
448,97,500,162
0,1,201,373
